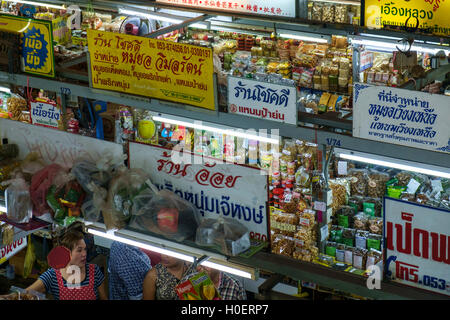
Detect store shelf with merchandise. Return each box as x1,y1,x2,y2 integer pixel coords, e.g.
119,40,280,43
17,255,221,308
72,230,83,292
0,0,449,301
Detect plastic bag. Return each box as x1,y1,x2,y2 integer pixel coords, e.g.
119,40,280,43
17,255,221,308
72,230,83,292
101,166,153,231
196,217,250,256
129,188,200,242
30,164,66,216
23,235,36,279
19,152,46,177
348,168,369,197
2,176,32,223
367,170,390,198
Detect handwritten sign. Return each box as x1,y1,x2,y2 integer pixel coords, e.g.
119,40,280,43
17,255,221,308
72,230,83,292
384,197,450,296
129,142,269,240
0,237,27,265
0,14,55,77
228,77,298,125
353,83,450,153
0,118,123,167
156,0,296,17
365,0,450,36
87,29,215,110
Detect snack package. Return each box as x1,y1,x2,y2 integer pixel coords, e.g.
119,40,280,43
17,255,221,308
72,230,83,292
196,217,251,256
348,168,369,197
2,176,32,223
176,272,221,300
353,212,369,231
367,170,390,198
336,205,354,228
6,93,28,121
129,187,200,242
367,217,383,235
271,233,295,257
329,179,349,214
133,109,158,145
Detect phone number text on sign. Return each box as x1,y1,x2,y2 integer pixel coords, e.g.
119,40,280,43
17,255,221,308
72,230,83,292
87,29,215,110
384,198,450,296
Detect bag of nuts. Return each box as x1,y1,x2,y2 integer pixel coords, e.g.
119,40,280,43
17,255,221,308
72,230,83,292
329,178,350,214
348,168,369,197
368,170,390,198
7,93,28,121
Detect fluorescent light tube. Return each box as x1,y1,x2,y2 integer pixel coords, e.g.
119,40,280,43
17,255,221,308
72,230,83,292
153,116,279,144
279,33,328,44
310,0,361,5
0,205,6,212
119,8,183,24
352,38,450,55
0,86,11,94
87,228,254,279
338,153,450,179
10,0,65,10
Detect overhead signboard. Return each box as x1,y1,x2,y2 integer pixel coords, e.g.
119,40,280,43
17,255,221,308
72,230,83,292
384,197,450,296
365,0,450,36
353,83,450,154
0,14,55,78
129,142,269,241
228,77,298,125
87,29,215,110
156,0,296,18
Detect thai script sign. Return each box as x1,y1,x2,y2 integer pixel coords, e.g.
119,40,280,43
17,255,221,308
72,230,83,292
360,50,373,72
156,0,296,17
228,77,297,125
0,118,124,167
0,14,55,77
353,83,450,154
0,237,27,265
129,142,269,241
30,100,61,129
365,0,450,36
87,30,215,110
384,197,450,296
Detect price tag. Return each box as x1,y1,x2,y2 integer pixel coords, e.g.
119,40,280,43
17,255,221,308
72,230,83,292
327,189,333,204
337,161,348,176
300,218,310,227
406,178,421,194
431,179,443,193
314,201,327,212
320,224,329,242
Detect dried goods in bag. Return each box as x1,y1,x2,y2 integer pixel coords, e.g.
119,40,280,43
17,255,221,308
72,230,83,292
348,168,369,197
2,176,32,223
367,170,390,198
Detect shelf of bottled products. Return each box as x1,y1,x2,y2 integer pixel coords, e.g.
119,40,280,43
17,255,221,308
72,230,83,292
0,0,449,300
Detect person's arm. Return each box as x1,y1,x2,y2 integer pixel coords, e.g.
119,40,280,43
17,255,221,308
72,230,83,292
97,281,108,300
25,279,46,294
142,268,157,300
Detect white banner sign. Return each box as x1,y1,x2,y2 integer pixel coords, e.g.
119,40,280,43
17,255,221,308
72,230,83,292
30,101,61,129
384,197,450,296
156,0,296,17
0,237,27,264
228,77,297,125
353,84,450,153
0,118,124,167
129,143,269,241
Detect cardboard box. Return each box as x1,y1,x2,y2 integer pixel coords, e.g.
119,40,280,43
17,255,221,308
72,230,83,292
176,272,221,300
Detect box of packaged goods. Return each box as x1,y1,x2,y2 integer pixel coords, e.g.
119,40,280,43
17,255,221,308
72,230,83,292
309,1,360,25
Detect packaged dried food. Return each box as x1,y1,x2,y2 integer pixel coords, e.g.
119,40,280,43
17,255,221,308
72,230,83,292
3,176,32,224
321,75,330,92
355,230,369,249
348,168,369,197
336,243,346,262
295,166,311,188
311,2,323,21
387,185,407,199
353,248,368,270
325,241,337,257
7,93,28,121
396,171,413,187
353,212,369,231
282,196,298,214
367,233,382,251
311,171,325,199
327,93,339,111
330,225,343,243
299,68,314,88
329,179,349,214
322,4,336,23
367,217,383,235
271,234,295,257
366,249,382,268
318,92,331,113
368,170,390,198
336,205,354,228
344,246,353,265
363,197,382,217
348,195,364,213
335,5,349,23
299,209,316,227
342,228,355,247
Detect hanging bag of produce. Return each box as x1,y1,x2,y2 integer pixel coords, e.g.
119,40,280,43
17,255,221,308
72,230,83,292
2,175,33,224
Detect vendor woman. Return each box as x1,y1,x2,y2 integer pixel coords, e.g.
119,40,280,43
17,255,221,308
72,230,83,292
25,229,107,300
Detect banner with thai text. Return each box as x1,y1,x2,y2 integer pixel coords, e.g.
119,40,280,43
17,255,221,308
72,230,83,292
156,0,296,17
30,100,61,129
365,0,450,36
87,29,215,110
353,83,450,154
228,77,297,125
384,197,450,296
0,14,55,77
0,237,27,265
129,142,269,241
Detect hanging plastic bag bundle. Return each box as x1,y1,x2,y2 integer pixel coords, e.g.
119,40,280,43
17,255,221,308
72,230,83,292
2,174,33,224
129,187,201,242
195,217,251,256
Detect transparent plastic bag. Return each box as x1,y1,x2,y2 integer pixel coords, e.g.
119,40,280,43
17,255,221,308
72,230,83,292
129,188,200,242
2,177,32,223
195,217,251,256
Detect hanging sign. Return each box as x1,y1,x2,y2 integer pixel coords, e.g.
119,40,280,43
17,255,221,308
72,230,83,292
87,29,215,110
228,77,298,125
30,100,62,129
365,0,450,36
0,237,27,265
155,0,296,17
352,83,450,154
0,14,55,78
384,197,450,296
360,50,373,72
129,143,269,241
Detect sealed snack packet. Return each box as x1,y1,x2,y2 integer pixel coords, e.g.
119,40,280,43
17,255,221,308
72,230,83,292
176,272,221,300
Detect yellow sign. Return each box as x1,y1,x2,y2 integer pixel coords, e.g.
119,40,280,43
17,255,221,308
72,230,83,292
87,30,215,110
365,0,450,36
0,14,55,77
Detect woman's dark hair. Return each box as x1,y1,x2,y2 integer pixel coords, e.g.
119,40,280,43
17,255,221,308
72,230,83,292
55,221,86,251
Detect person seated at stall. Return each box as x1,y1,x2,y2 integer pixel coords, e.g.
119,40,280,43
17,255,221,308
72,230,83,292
142,254,195,300
23,228,108,300
108,241,152,300
198,266,247,300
